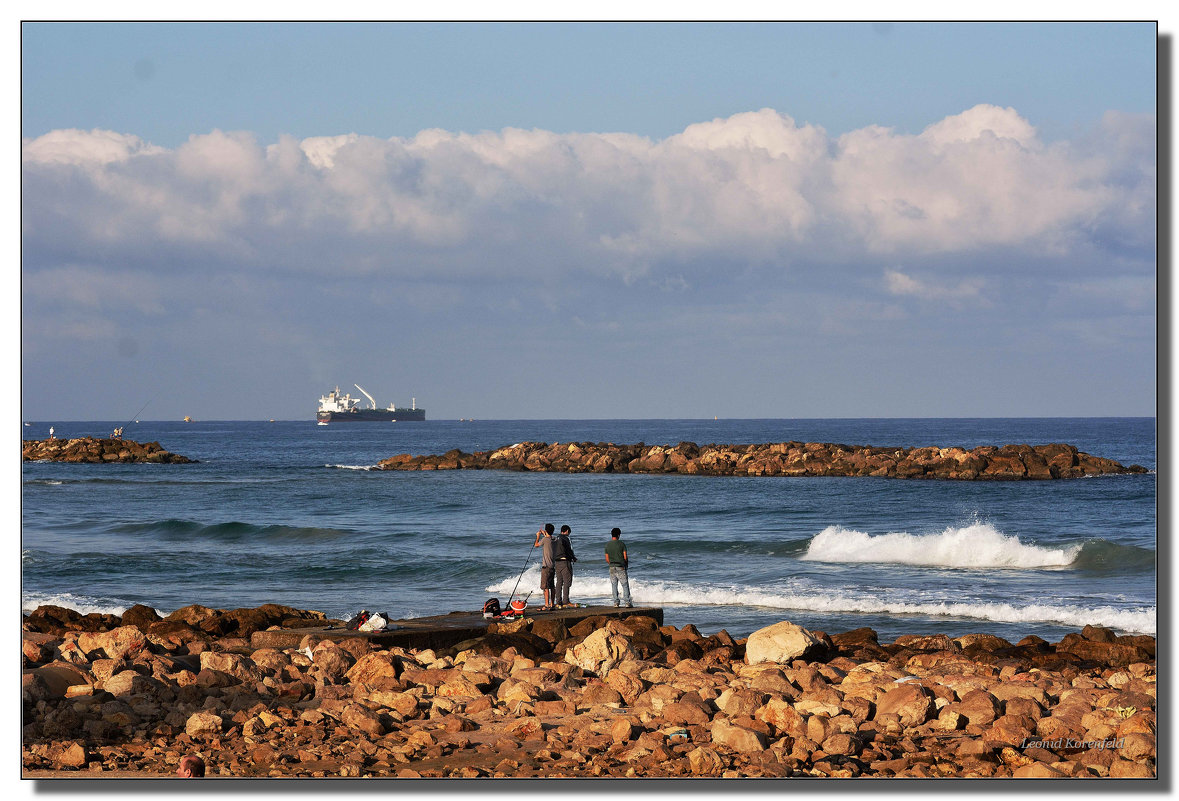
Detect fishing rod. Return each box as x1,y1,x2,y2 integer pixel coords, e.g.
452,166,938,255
506,531,541,609
116,396,154,437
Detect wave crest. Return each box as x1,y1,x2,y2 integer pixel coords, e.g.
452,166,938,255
801,523,1081,569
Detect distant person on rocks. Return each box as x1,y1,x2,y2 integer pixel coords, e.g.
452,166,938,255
534,523,556,610
553,524,578,608
177,754,205,777
48,426,54,440
605,527,633,607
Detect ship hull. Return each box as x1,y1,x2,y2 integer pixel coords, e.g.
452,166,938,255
317,409,426,422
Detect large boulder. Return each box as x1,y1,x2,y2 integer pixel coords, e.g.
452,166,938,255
565,627,636,674
875,682,936,727
745,621,823,665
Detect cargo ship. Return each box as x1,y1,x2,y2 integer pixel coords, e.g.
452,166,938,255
317,385,425,423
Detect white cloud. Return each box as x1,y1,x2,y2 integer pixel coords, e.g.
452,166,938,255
884,268,985,304
21,105,1154,288
21,128,164,166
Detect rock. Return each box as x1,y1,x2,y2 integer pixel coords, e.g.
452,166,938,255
611,718,637,744
346,652,405,688
663,696,714,726
745,621,823,665
821,732,862,756
103,670,163,697
199,651,263,683
22,437,193,464
687,745,726,775
1013,762,1068,778
874,683,935,727
710,718,768,753
341,704,386,738
48,741,88,770
956,689,1002,726
376,440,1145,480
185,710,224,738
76,626,148,660
120,604,162,629
29,663,92,698
565,627,636,674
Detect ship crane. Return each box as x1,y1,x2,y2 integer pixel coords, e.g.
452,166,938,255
354,384,378,410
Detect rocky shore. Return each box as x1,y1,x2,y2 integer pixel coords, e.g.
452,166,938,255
377,441,1147,480
22,437,194,464
22,604,1155,778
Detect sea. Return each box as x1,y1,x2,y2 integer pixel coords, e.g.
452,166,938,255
20,418,1157,645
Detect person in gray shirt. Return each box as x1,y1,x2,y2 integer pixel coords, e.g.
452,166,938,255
534,523,556,609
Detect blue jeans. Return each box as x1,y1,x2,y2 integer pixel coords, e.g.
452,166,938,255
609,564,632,606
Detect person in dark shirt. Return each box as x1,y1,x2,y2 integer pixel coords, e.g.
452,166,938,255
604,527,633,607
553,524,577,608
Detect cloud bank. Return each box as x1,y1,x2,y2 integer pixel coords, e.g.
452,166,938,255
21,105,1156,419
23,104,1154,281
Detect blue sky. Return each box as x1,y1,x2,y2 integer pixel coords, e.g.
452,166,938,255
20,21,1158,421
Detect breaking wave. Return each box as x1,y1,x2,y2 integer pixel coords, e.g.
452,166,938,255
487,569,1155,634
801,523,1081,569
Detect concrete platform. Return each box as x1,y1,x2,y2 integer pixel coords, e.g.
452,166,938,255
250,605,663,653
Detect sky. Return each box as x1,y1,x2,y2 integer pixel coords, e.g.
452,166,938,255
20,21,1160,421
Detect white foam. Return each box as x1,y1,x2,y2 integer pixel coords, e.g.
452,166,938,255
325,464,374,471
22,591,131,617
801,523,1081,569
486,570,1155,634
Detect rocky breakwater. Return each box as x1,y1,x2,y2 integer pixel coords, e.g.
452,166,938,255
377,441,1147,480
22,437,194,464
23,603,1155,778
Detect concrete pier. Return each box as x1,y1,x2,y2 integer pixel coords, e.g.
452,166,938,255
250,605,664,652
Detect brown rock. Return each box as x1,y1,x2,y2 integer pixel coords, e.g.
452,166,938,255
120,604,162,629
957,689,1002,726
76,626,148,661
49,741,89,770
821,732,862,757
663,696,714,726
874,683,935,727
710,718,768,753
1109,758,1154,778
1013,762,1068,778
611,717,638,744
346,652,404,688
341,704,386,738
687,745,726,775
185,711,224,738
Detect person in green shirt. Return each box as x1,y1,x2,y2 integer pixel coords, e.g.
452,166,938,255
604,527,633,607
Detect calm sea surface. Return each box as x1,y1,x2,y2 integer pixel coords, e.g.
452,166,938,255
21,418,1156,643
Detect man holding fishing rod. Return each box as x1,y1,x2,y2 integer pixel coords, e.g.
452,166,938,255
533,523,556,610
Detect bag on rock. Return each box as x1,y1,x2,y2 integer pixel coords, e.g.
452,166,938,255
482,598,501,619
358,614,387,632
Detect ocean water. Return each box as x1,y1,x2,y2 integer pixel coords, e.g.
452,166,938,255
21,418,1156,644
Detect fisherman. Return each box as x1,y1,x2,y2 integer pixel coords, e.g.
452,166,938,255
553,524,577,608
534,523,556,610
604,527,633,607
48,426,54,440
